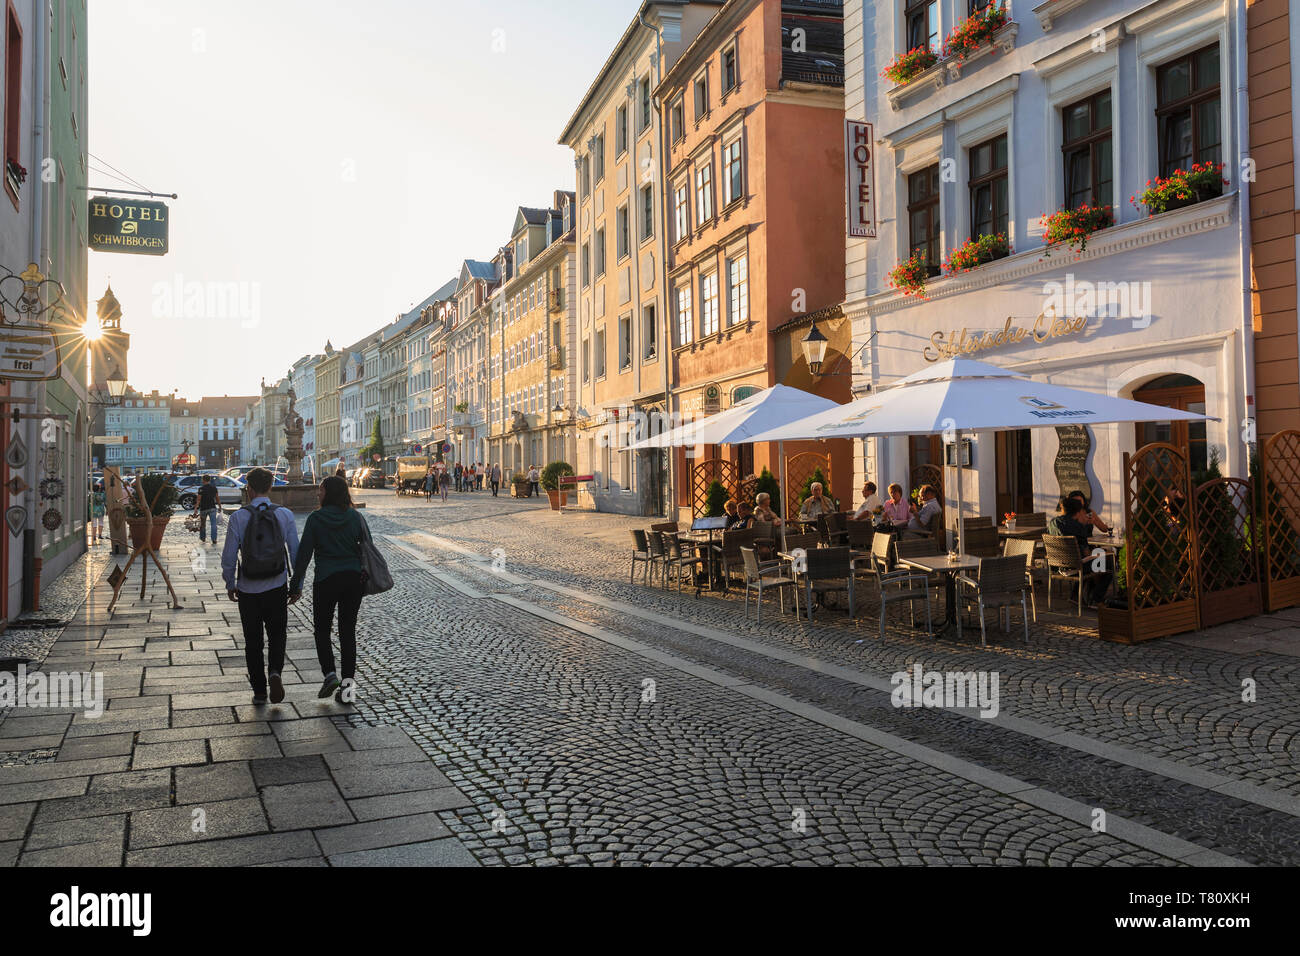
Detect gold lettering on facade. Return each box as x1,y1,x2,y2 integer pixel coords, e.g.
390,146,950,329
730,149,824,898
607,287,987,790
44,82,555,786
923,314,1091,362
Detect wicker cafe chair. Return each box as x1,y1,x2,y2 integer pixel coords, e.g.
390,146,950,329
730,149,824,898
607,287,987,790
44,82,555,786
662,533,704,592
629,529,652,585
782,532,821,555
1043,534,1105,616
740,546,797,622
957,554,1031,646
843,518,875,550
823,512,849,546
860,531,932,637
750,519,778,562
644,531,667,587
650,521,679,534
962,524,1001,559
716,528,755,591
797,546,856,621
1001,536,1042,621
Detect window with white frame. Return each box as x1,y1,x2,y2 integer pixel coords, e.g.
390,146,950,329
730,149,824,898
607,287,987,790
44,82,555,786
722,136,743,205
674,181,690,241
695,162,714,223
726,253,748,326
676,282,694,346
700,271,719,337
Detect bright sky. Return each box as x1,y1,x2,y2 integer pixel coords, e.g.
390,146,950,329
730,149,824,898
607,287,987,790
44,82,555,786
88,0,633,399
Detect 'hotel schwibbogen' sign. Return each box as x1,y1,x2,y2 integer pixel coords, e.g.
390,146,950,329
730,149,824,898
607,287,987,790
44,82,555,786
88,197,169,255
923,312,1090,362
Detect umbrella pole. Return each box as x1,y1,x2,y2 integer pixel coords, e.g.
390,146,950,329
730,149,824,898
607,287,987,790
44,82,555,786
778,440,788,552
954,429,963,556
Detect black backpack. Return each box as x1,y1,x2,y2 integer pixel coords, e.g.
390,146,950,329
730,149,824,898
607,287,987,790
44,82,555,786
239,503,287,580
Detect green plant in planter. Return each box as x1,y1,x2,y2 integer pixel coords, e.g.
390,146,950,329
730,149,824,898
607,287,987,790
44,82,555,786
887,250,930,298
1040,204,1114,256
1192,448,1247,589
541,461,575,492
755,467,781,516
1131,161,1226,216
703,480,729,518
881,46,939,86
125,474,178,519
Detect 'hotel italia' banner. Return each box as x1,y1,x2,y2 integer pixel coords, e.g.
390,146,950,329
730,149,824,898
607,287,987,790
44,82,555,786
88,197,169,255
846,120,876,239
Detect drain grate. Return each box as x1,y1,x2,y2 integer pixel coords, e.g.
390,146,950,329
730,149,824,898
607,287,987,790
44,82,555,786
0,747,58,768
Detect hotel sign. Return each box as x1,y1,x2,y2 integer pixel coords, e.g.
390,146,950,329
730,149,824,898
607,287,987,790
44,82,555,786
88,197,169,255
846,120,876,238
0,326,61,380
923,314,1091,363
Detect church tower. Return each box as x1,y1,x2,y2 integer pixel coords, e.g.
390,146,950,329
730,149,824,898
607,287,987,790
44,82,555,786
91,284,130,389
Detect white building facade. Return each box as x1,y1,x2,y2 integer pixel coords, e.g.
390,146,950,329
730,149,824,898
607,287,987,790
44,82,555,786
289,354,320,460
844,0,1252,524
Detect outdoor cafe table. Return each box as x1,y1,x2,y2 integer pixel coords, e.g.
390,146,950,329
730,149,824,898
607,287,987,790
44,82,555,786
896,553,981,633
997,524,1045,540
679,530,723,592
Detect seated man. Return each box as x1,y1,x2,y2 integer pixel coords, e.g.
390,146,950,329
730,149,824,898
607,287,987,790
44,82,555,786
1048,496,1113,605
798,482,835,523
852,481,882,520
732,501,755,530
754,492,783,528
906,484,941,535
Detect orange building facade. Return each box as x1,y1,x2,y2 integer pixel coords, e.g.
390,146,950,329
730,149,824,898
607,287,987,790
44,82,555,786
658,0,853,521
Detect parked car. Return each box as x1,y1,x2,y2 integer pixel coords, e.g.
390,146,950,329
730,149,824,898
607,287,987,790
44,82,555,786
177,474,243,510
352,467,386,489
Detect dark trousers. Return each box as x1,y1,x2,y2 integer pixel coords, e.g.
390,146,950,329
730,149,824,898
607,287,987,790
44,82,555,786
237,586,288,695
491,480,499,497
313,570,363,681
529,481,540,497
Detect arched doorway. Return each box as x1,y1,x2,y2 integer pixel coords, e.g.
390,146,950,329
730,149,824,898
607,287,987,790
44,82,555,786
1133,374,1208,476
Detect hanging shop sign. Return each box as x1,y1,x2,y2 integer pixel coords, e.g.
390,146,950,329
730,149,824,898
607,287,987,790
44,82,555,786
846,120,876,239
0,326,60,380
88,197,169,256
922,313,1092,363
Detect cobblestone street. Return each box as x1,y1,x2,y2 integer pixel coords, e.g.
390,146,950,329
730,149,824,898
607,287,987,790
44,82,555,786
1,488,1296,866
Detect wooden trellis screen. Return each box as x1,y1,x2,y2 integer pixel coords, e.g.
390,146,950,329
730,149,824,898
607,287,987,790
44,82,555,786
1259,429,1300,612
1192,476,1261,627
784,452,831,523
691,458,739,517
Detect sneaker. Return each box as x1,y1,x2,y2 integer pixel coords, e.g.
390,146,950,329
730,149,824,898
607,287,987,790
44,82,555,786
318,674,340,699
335,679,356,705
269,673,285,704
252,693,268,705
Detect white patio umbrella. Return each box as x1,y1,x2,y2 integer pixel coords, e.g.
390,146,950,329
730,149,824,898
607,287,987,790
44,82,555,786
627,384,840,536
744,358,1214,552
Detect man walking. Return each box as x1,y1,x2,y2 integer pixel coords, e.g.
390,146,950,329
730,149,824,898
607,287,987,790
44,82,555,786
453,461,463,492
476,463,485,491
527,463,541,498
221,468,299,705
194,474,221,544
490,462,501,497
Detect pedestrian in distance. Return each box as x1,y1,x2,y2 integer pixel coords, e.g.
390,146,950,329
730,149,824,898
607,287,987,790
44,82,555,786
453,461,463,492
221,468,299,706
466,462,476,492
424,467,434,502
476,462,485,491
527,463,541,498
490,462,501,497
439,464,450,502
195,473,221,544
290,475,367,704
90,481,106,544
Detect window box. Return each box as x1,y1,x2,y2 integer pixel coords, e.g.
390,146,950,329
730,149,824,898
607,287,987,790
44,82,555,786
943,4,1010,66
1040,204,1114,256
942,232,1010,275
1131,162,1227,217
888,251,931,298
882,46,939,87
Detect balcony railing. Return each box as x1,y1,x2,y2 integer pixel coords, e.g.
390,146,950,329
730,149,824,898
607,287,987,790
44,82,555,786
548,345,563,370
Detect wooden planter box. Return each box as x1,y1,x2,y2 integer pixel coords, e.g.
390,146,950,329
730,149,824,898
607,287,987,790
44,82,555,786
546,489,568,510
1097,599,1199,644
1200,583,1263,629
510,480,531,498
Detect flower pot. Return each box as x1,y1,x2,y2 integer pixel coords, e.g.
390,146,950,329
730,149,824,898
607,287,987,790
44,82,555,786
1006,519,1016,531
547,489,568,511
128,515,171,551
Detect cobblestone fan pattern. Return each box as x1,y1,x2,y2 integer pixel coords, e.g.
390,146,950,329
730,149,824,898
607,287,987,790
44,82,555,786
301,502,1182,865
361,492,1300,796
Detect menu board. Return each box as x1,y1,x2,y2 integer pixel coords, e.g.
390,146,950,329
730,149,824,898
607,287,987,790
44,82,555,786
1054,425,1092,502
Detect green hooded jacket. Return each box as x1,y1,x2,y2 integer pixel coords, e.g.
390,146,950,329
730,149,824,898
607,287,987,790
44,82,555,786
290,505,364,593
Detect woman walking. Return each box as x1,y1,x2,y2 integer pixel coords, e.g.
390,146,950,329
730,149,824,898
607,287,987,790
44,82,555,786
90,481,106,544
289,476,366,704
424,467,434,502
438,464,450,502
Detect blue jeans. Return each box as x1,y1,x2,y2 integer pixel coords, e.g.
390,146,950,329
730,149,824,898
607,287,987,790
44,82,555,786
200,509,218,541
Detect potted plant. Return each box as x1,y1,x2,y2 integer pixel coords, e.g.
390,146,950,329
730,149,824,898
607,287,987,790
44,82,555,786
1040,204,1114,256
942,2,1009,64
888,250,931,298
124,473,178,551
881,46,939,86
542,461,575,510
510,469,532,498
942,232,1009,275
754,466,781,518
1130,162,1227,216
703,479,729,518
1004,511,1017,531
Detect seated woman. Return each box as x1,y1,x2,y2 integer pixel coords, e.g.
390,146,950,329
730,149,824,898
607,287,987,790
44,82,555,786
731,501,756,530
852,481,882,520
1068,490,1111,534
881,483,910,530
754,492,783,528
723,498,742,529
906,484,941,536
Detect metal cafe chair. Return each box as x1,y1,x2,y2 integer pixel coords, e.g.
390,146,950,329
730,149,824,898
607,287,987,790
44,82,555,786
1001,536,1042,621
796,546,855,622
629,529,652,585
740,546,797,622
1043,534,1106,616
957,553,1031,646
861,531,932,637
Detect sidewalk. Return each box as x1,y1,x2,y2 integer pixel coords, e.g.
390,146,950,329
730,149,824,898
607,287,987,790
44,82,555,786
0,531,481,867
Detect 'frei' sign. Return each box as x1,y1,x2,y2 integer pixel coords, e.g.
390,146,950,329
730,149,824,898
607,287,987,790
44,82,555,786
0,326,60,380
88,197,169,255
846,120,876,239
